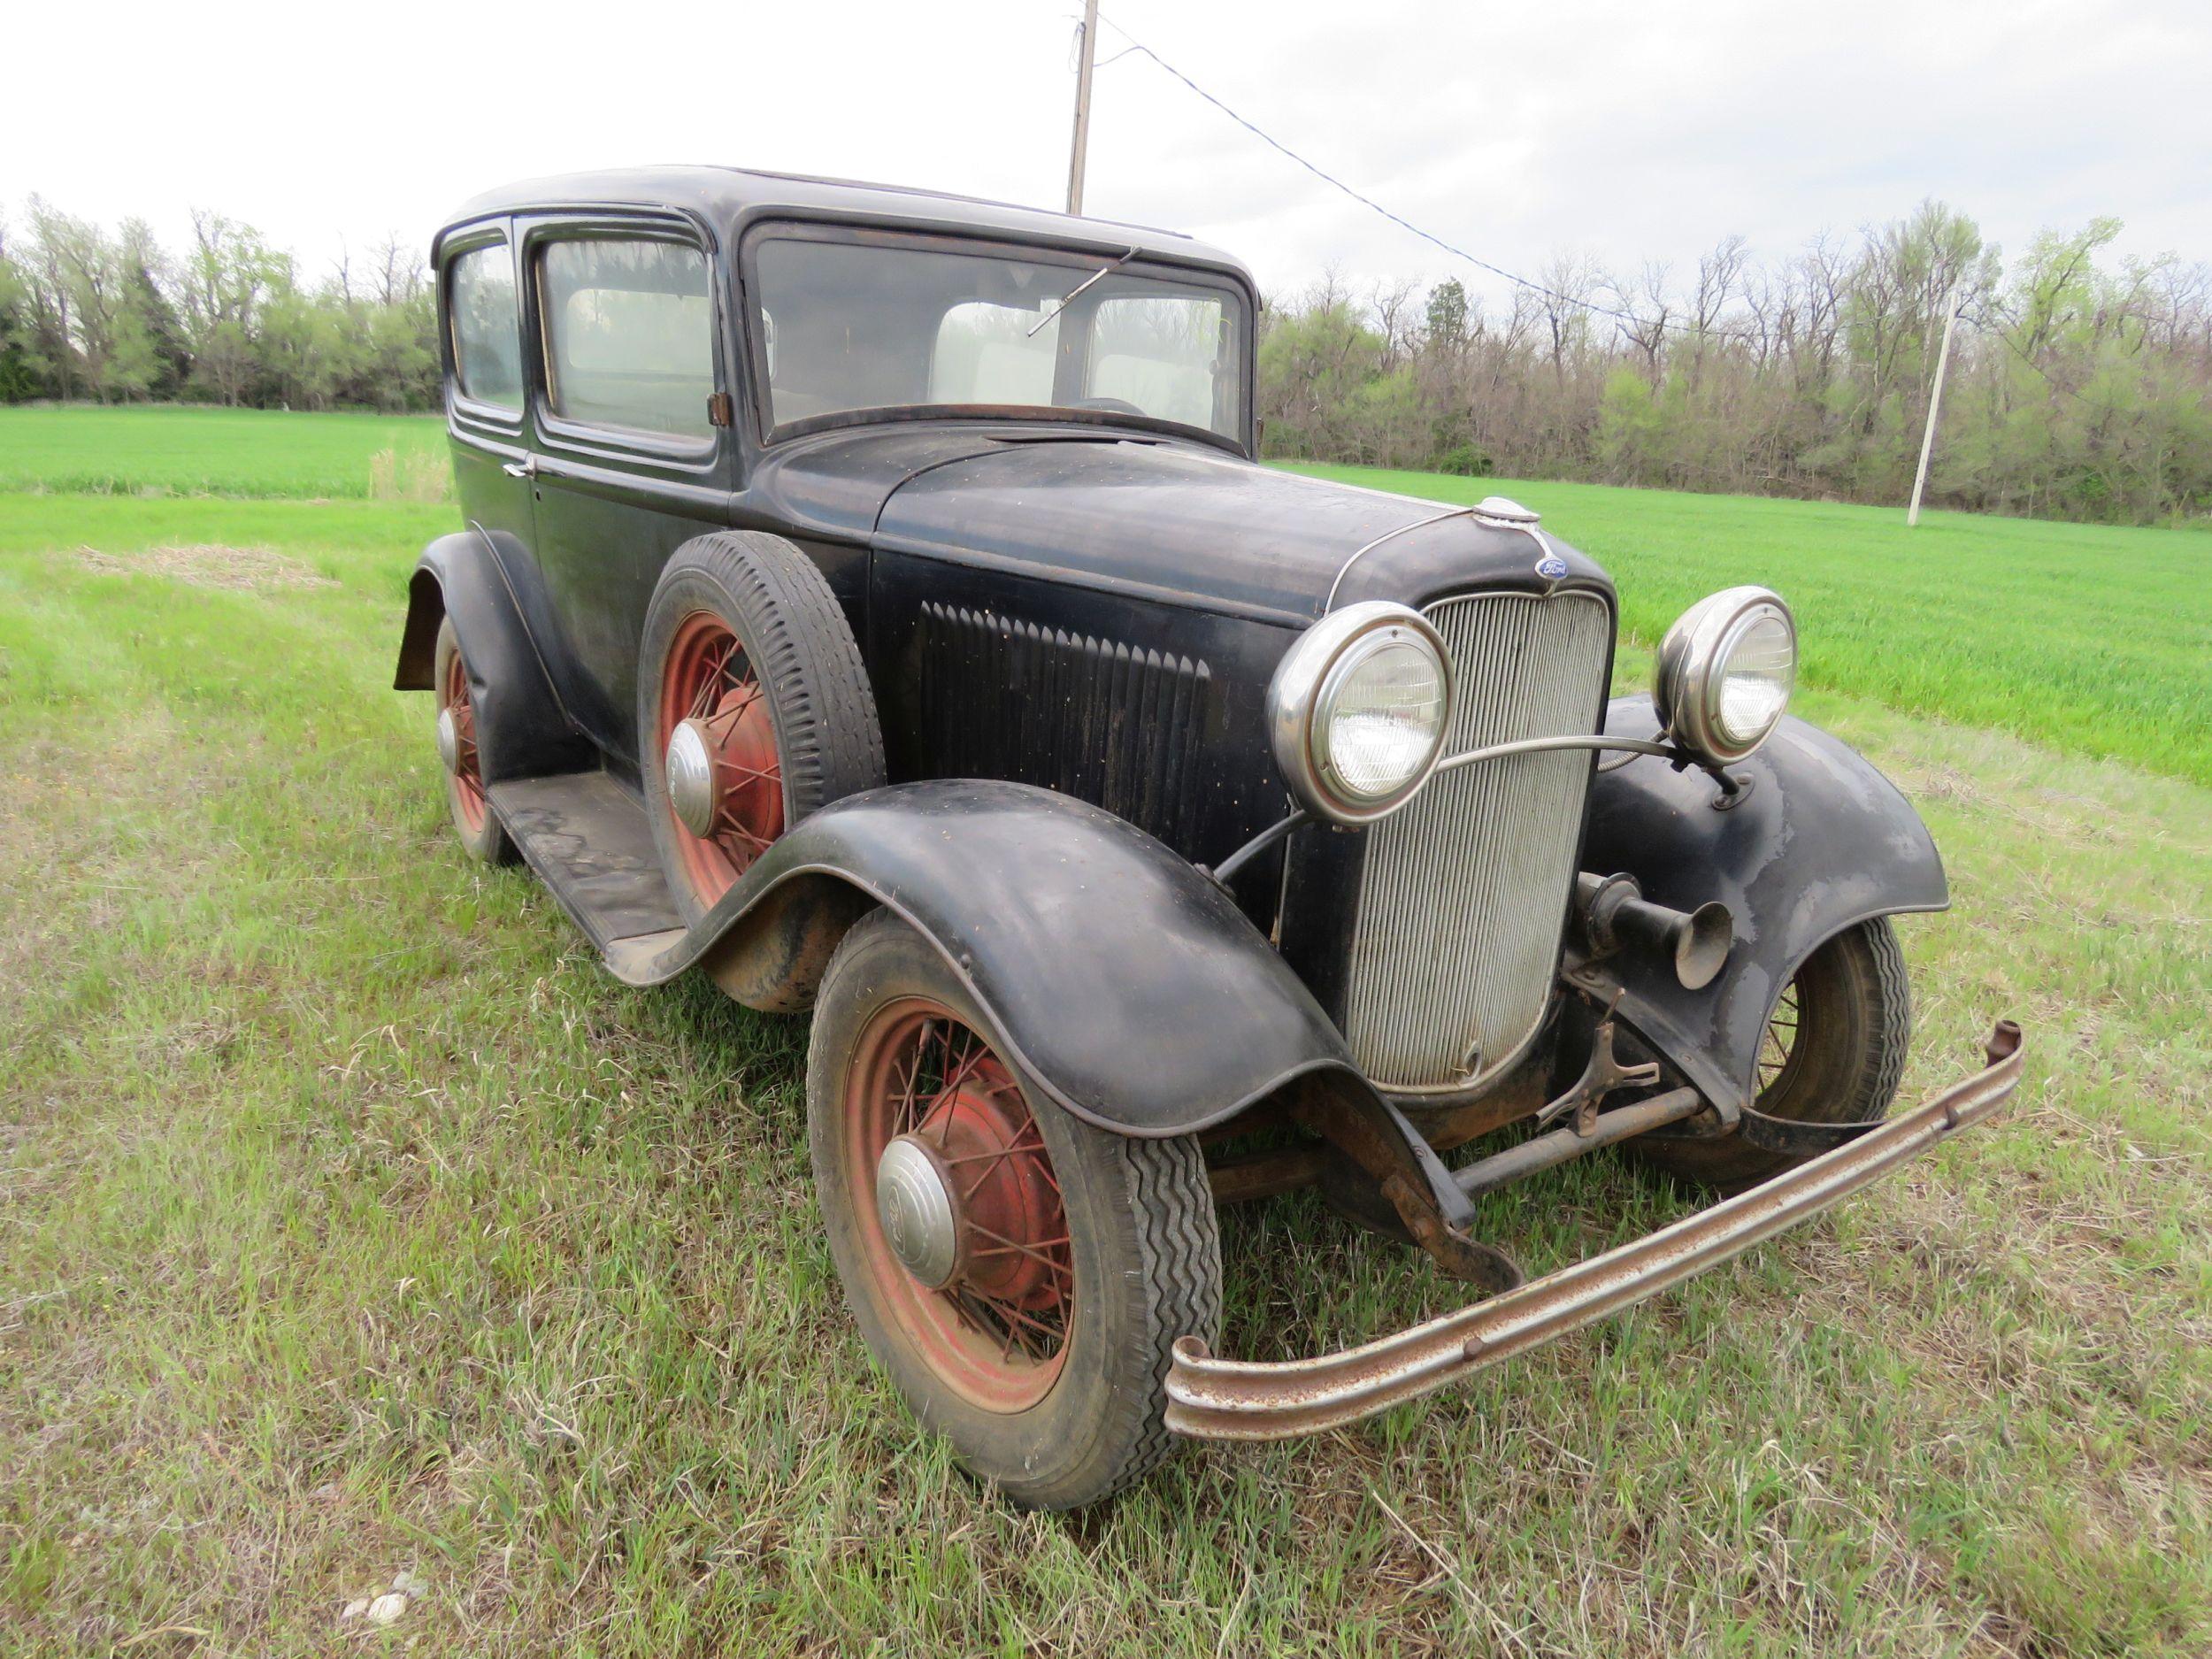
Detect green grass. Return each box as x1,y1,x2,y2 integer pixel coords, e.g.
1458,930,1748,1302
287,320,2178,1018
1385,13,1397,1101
1,419,2208,1654
1290,465,2212,788
0,404,445,499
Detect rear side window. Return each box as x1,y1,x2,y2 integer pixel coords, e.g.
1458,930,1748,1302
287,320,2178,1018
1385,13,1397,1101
540,239,714,440
449,245,523,410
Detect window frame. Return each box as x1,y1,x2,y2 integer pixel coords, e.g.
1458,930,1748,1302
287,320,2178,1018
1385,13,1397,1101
442,228,526,433
523,218,727,466
735,219,1256,457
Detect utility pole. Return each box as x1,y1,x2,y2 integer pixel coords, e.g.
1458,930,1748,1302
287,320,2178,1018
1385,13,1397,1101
1065,0,1099,216
1907,288,1962,527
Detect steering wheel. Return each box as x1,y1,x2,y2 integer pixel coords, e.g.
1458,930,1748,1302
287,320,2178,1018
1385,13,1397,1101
1075,396,1145,417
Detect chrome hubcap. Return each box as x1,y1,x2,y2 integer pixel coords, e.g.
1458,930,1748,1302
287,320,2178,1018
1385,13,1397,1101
876,1135,960,1289
664,718,720,837
434,706,462,775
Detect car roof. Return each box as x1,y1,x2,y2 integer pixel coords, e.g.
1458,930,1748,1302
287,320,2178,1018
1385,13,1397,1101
440,165,1251,280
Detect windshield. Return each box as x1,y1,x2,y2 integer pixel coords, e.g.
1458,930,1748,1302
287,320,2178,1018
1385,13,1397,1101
749,232,1248,443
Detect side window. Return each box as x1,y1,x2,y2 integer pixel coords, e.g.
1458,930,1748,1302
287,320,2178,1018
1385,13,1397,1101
449,244,523,410
540,238,714,440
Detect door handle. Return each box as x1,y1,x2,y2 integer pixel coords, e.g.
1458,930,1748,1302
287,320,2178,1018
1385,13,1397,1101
502,455,537,480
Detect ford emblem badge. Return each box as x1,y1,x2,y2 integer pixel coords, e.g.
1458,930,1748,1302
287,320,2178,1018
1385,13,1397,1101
1535,553,1569,581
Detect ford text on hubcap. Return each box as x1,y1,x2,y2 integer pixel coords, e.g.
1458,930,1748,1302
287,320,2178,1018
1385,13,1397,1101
875,1136,961,1288
664,717,721,838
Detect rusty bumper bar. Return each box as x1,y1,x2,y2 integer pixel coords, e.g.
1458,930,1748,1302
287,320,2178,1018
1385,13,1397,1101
1166,1021,2024,1442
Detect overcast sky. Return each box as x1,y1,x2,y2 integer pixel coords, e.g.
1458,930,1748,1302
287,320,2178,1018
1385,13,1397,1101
8,0,2208,309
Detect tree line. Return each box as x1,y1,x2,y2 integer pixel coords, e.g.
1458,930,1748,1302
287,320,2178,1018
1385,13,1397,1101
6,195,2209,523
1259,202,2212,524
0,198,438,413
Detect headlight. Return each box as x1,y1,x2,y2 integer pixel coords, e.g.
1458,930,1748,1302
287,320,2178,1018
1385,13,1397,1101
1654,586,1796,764
1268,603,1452,824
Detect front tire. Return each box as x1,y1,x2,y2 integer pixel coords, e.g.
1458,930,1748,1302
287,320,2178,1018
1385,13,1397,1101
807,910,1223,1510
1632,917,1912,1191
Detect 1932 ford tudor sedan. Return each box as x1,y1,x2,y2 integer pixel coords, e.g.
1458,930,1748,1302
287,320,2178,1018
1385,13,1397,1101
396,166,2022,1509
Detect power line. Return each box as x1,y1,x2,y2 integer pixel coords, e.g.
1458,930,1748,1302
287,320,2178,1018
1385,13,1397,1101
1093,12,2080,381
1090,12,1742,342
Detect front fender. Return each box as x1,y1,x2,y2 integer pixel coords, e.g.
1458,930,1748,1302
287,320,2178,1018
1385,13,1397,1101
395,530,591,785
620,780,1368,1139
1577,695,1947,1110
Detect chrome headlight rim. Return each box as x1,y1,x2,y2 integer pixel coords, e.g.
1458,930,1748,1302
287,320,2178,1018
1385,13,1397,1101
1268,602,1453,826
1654,585,1797,765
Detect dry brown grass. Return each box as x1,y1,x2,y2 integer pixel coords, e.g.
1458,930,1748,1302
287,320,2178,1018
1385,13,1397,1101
71,542,338,592
367,445,455,504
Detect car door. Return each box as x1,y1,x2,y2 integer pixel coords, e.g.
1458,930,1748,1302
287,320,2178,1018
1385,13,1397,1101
521,216,736,779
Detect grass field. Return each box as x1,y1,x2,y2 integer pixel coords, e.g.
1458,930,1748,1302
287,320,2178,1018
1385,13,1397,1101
3,411,2208,1655
1290,465,2212,788
0,405,445,500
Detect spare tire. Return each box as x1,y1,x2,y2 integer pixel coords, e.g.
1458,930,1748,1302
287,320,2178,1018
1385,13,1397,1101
638,532,884,925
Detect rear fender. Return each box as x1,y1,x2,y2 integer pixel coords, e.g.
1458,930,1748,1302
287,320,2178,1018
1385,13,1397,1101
1575,695,1947,1110
395,530,591,785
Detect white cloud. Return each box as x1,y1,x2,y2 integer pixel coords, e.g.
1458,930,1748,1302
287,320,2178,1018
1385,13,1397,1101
6,0,2205,306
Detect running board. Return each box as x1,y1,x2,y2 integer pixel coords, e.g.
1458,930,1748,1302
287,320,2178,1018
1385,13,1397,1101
487,772,687,980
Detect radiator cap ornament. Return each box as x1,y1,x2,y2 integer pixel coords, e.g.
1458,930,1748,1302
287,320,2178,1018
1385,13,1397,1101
1473,495,1540,527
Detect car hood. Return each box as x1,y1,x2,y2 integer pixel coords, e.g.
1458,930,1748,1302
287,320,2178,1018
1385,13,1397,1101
747,426,1610,624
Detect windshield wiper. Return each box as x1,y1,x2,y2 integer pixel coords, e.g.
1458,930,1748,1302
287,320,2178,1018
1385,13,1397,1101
1025,247,1140,338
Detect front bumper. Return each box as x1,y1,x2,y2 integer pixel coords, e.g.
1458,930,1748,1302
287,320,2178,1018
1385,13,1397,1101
1166,1021,2024,1441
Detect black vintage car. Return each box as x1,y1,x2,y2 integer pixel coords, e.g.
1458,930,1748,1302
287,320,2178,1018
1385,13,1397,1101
396,166,2021,1509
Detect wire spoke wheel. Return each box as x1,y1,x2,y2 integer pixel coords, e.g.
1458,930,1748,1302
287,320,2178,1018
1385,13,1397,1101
655,611,785,905
809,911,1221,1508
1755,981,1801,1094
845,998,1074,1411
438,640,490,834
431,618,511,864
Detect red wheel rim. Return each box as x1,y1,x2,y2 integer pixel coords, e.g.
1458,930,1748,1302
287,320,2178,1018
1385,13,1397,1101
844,999,1073,1413
656,611,785,906
439,645,489,835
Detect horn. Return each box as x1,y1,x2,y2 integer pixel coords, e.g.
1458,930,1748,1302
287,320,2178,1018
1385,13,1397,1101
1575,873,1734,992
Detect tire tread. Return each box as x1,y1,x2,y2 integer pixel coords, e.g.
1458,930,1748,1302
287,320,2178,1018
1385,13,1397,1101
1856,913,1913,1119
1097,1133,1223,1498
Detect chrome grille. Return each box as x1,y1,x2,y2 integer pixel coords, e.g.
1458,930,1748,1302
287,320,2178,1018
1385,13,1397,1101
1343,591,1613,1090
